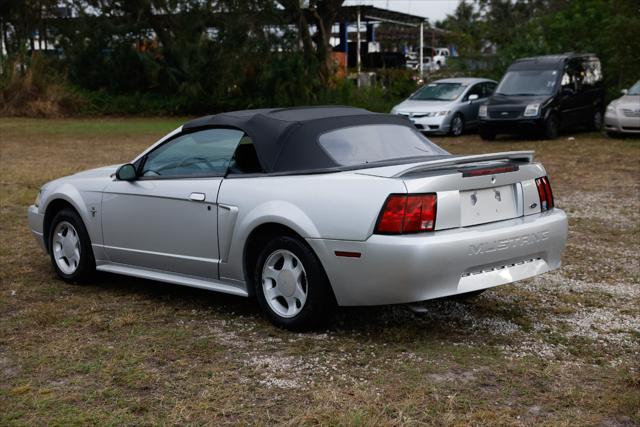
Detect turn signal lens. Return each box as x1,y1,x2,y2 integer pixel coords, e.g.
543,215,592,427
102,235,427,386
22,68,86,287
535,176,554,211
375,194,437,234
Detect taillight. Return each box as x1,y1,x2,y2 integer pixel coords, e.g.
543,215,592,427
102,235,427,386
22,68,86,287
461,164,519,177
535,176,554,211
375,194,437,234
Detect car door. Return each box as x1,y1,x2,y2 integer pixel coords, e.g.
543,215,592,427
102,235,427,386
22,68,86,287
558,61,583,128
101,128,246,280
460,83,485,127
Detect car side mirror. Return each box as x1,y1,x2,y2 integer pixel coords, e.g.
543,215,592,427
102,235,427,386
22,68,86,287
468,94,479,102
115,163,137,181
621,88,628,95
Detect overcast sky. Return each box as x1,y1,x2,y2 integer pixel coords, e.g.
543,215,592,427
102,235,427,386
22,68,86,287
344,0,462,24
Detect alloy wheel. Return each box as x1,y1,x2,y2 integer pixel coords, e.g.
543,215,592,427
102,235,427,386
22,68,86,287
52,221,81,275
261,249,308,318
451,115,464,136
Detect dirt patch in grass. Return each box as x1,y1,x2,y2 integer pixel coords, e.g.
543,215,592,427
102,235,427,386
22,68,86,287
1,119,639,424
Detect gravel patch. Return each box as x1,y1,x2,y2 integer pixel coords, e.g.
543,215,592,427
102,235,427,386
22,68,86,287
559,191,640,229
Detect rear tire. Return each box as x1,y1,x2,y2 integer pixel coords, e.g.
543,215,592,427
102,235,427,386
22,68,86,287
589,109,603,131
254,235,335,330
48,208,95,283
542,114,559,140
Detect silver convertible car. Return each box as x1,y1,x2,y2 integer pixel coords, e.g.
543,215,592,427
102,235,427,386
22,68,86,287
28,107,568,330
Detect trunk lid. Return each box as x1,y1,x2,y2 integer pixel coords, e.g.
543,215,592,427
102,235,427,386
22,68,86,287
358,151,545,230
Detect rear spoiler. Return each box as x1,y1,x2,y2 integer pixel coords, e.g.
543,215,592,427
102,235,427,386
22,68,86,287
393,151,534,178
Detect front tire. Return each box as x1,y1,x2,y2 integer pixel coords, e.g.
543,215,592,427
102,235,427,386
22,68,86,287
542,114,559,140
48,208,95,283
449,113,464,137
254,235,335,330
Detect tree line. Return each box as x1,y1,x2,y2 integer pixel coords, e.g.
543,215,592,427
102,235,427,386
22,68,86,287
439,0,640,94
0,0,638,116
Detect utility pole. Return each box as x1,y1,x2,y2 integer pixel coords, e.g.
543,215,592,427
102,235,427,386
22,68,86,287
419,20,424,79
356,8,361,76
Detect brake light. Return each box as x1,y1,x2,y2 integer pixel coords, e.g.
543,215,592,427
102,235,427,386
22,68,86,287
535,176,554,211
375,194,437,234
461,164,519,177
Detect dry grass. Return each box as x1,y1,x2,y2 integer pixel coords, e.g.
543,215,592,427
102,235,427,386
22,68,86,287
1,118,639,425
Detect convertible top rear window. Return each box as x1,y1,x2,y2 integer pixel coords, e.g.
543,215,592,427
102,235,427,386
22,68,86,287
318,125,448,167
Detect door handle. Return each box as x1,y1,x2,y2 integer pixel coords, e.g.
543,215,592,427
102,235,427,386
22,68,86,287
189,192,206,202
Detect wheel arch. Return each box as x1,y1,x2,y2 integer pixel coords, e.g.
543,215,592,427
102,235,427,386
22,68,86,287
242,222,334,301
43,198,82,252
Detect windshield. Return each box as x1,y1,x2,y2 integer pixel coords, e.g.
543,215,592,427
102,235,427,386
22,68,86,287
628,81,640,95
410,83,467,101
496,70,559,96
318,124,449,167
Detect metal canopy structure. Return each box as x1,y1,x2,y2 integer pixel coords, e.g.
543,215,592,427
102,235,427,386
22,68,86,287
41,4,438,77
336,6,426,27
333,6,428,76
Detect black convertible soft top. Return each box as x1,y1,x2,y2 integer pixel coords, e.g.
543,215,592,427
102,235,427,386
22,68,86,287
181,106,416,173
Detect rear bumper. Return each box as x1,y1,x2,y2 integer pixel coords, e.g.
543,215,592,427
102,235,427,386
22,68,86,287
308,209,568,306
27,205,46,251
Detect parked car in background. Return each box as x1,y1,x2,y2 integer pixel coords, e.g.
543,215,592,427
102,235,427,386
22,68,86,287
405,53,440,73
392,78,498,136
478,53,605,140
433,47,450,67
28,107,568,330
604,80,640,137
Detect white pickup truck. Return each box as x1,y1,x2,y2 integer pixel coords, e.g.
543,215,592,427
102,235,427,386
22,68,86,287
433,48,451,67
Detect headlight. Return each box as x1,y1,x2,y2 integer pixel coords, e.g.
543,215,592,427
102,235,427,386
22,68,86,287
436,110,449,116
523,104,540,117
34,190,41,207
606,104,615,113
478,105,487,118
391,107,398,114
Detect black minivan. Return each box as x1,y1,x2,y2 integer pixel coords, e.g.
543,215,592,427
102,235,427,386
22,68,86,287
478,53,605,140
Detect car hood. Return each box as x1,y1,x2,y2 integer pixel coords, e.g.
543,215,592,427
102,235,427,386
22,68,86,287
393,99,456,113
609,94,640,109
486,94,552,108
70,164,120,179
43,164,120,190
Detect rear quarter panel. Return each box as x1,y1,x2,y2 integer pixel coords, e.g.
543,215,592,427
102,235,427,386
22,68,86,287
217,172,406,283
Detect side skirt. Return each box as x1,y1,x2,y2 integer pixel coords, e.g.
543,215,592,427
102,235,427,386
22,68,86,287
96,262,249,297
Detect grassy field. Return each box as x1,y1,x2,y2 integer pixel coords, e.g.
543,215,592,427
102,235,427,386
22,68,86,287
1,117,638,425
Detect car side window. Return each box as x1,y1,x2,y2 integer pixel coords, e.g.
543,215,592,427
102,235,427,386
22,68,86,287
141,128,244,178
227,135,264,174
483,82,497,98
562,60,583,94
581,58,603,87
465,83,483,100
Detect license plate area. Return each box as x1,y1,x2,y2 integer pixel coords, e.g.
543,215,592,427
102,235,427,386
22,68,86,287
461,184,518,227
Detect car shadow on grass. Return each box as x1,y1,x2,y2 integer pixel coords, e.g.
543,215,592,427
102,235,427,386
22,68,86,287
88,272,260,317
80,271,532,347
